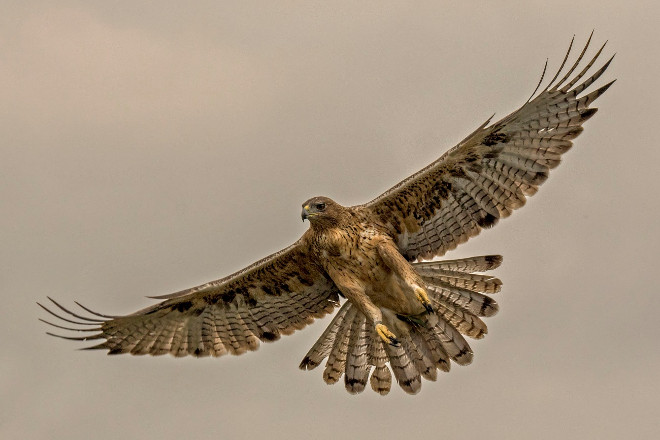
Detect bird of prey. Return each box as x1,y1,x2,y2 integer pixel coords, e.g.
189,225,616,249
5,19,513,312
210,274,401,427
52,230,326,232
40,35,614,395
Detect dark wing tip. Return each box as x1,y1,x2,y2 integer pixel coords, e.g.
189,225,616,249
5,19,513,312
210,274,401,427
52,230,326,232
73,301,117,319
40,297,106,323
481,297,499,317
476,212,499,229
580,107,598,123
260,331,280,342
526,58,549,103
45,331,104,342
484,255,503,269
299,356,318,370
39,298,110,348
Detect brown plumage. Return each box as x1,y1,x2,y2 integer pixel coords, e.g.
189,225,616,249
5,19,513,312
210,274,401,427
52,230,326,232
40,35,614,395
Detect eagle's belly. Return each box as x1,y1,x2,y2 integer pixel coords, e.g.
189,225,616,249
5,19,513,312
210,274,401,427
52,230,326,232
320,227,423,316
366,268,423,316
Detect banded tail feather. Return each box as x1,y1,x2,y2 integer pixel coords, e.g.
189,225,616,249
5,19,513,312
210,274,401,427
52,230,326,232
299,255,502,394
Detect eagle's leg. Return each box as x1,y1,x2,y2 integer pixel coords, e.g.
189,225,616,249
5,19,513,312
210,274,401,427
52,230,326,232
348,287,400,347
327,271,400,347
376,241,433,313
375,322,399,347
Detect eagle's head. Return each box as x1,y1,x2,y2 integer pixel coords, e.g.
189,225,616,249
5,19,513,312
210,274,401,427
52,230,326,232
301,196,344,228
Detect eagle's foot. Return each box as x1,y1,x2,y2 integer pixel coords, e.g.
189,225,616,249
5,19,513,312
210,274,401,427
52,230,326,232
375,323,400,347
414,286,434,313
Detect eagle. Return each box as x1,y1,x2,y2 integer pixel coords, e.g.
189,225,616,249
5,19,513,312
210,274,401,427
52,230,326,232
40,35,614,395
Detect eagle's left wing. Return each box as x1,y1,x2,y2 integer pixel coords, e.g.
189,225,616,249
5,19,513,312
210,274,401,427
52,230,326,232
363,35,614,261
39,240,340,357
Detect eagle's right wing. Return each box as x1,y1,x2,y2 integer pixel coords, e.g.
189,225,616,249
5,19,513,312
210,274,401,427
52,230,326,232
364,34,614,261
39,240,340,357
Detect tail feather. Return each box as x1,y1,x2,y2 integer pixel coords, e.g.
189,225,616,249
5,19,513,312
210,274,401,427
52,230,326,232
322,305,358,384
419,272,502,294
367,328,392,395
417,255,501,319
432,317,474,366
427,282,499,317
385,341,422,395
417,323,451,372
414,255,502,273
344,313,370,394
434,300,488,339
369,364,392,395
299,301,352,370
408,330,438,381
300,254,501,394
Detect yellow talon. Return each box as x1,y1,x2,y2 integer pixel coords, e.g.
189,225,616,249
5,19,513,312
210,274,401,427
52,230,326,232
376,323,400,346
414,286,434,313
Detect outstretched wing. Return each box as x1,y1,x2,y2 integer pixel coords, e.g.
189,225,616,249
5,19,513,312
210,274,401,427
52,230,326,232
364,35,615,261
39,240,340,357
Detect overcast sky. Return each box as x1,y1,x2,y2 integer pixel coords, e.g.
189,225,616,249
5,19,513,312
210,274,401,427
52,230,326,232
2,1,659,439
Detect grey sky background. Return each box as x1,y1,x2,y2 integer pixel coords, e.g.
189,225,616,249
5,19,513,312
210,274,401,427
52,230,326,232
2,1,659,439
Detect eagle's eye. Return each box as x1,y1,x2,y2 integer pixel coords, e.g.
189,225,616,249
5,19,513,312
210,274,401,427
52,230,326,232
315,202,326,211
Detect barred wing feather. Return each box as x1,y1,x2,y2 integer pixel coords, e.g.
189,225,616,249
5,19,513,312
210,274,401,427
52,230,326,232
39,241,340,357
365,35,614,261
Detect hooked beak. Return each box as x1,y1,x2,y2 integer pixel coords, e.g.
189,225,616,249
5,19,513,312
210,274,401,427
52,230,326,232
301,205,309,222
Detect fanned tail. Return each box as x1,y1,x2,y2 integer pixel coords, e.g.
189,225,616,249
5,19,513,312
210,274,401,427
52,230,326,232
300,255,502,394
